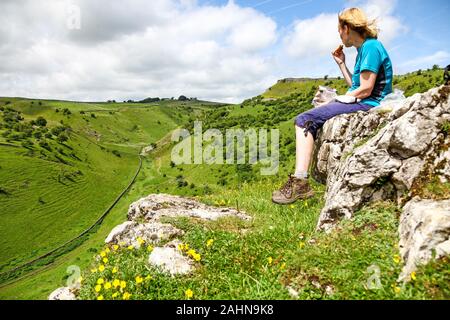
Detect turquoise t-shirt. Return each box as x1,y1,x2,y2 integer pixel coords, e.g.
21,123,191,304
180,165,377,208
349,38,393,107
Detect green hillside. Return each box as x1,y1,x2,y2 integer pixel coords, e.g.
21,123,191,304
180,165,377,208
262,67,444,99
0,67,448,299
0,98,214,275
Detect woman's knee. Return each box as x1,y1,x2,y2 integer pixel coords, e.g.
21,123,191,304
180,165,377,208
294,115,318,139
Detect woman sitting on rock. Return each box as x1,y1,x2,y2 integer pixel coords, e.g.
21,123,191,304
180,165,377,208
272,7,393,204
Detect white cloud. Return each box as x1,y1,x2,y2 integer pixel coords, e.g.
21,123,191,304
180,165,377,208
399,51,450,70
0,0,278,103
283,13,341,59
283,0,406,60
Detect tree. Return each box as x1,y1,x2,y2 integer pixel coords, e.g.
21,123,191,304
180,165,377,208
432,64,440,71
57,133,69,143
324,75,329,80
178,95,188,101
36,116,47,127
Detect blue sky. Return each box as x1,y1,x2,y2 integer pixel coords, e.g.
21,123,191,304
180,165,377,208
1,0,449,102
206,0,450,75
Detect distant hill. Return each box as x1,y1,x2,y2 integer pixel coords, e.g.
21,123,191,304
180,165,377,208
261,68,445,100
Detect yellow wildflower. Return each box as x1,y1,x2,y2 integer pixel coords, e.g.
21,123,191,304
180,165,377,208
145,275,152,281
206,239,214,248
112,267,118,274
137,237,145,245
185,289,193,299
98,264,105,272
97,295,104,300
104,282,112,290
90,268,97,273
147,245,154,252
123,292,132,300
193,253,201,262
267,257,273,265
280,262,286,270
410,272,417,281
135,276,144,285
100,251,106,258
105,248,110,254
298,241,305,249
187,249,196,257
394,286,401,294
102,257,108,264
113,244,119,251
120,280,127,289
289,204,295,209
127,245,134,250
97,278,105,285
95,285,102,293
112,279,120,288
78,276,83,283
112,292,119,298
393,255,401,264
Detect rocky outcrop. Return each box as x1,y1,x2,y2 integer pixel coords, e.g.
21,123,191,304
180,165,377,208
127,194,251,222
49,194,251,299
108,194,251,275
312,86,450,231
48,287,77,300
105,221,183,247
398,198,450,281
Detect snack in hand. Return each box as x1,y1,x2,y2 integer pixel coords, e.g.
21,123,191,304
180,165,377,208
333,44,344,56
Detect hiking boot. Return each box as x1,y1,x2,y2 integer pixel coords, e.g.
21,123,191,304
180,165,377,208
272,174,315,205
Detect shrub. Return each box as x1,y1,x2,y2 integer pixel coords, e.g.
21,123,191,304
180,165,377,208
112,150,121,157
57,133,69,143
36,116,47,127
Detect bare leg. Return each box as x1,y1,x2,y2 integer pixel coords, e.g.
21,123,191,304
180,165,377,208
295,125,314,174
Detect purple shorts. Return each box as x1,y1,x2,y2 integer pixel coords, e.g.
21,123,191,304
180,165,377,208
295,101,372,139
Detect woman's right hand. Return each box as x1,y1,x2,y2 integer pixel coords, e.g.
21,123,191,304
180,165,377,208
332,45,345,65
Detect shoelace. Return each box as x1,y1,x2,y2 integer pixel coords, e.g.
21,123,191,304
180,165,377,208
280,174,294,197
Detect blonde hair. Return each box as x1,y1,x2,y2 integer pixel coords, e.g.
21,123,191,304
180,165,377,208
338,8,378,39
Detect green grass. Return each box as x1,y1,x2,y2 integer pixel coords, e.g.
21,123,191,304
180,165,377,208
75,182,449,300
0,67,448,300
0,98,213,274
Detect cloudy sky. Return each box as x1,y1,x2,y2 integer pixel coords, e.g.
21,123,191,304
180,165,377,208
1,0,449,103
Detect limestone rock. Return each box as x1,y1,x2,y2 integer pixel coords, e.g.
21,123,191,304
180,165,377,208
127,193,251,222
140,145,154,156
398,198,450,281
105,221,183,247
48,287,77,300
312,86,450,231
148,246,194,275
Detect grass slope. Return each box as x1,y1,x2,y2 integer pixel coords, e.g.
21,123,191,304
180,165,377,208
0,67,448,299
